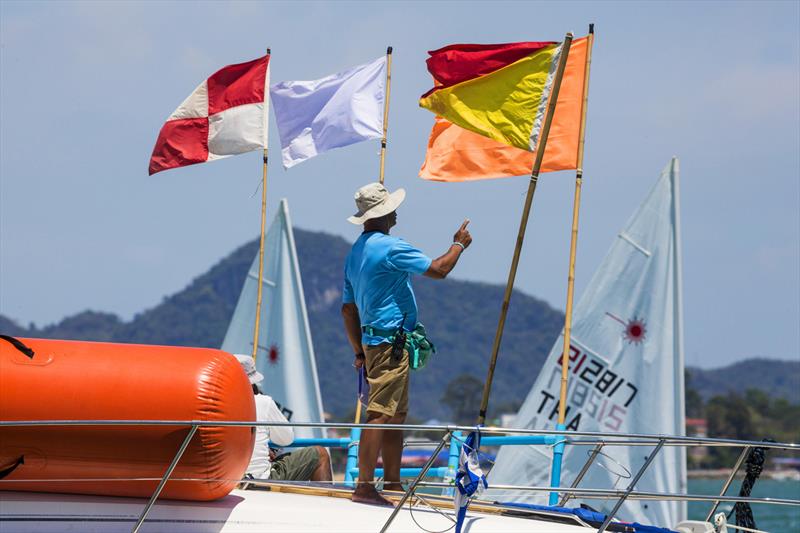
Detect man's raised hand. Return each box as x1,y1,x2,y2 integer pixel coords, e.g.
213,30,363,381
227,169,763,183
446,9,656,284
454,219,472,249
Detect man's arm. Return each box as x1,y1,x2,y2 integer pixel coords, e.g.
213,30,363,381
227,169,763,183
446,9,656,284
425,219,472,279
341,302,365,369
261,396,294,446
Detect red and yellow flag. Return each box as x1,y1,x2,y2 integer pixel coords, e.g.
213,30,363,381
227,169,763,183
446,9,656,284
419,37,589,182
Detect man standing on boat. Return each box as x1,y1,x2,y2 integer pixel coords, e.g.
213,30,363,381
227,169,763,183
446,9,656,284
341,182,472,505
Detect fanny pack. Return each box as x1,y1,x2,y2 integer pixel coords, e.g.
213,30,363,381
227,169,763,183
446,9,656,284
405,324,436,371
361,323,436,371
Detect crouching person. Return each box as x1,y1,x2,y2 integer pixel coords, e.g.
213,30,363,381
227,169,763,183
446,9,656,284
235,354,332,483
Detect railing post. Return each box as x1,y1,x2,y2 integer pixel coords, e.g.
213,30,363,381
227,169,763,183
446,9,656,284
379,431,450,533
597,439,665,533
560,442,604,507
442,430,462,497
549,423,567,505
705,446,750,521
132,424,198,533
344,427,360,488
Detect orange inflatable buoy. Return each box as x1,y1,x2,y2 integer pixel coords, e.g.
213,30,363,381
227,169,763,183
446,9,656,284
0,336,255,501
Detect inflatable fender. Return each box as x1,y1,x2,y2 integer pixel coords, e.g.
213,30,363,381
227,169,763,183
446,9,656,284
0,337,255,501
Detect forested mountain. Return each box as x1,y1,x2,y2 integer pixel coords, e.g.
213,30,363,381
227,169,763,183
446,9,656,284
1,229,563,420
688,359,799,403
2,229,797,421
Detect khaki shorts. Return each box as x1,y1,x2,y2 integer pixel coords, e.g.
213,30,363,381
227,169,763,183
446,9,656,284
270,446,320,481
364,343,409,417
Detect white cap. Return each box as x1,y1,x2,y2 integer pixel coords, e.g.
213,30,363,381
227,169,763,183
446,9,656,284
234,354,264,385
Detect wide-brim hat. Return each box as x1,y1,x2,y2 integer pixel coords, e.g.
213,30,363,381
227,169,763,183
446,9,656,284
234,353,264,385
347,183,406,225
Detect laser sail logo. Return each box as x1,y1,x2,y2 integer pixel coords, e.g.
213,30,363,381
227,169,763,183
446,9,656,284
268,344,280,364
606,312,647,345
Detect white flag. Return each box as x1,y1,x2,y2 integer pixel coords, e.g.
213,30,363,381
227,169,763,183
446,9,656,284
270,56,386,168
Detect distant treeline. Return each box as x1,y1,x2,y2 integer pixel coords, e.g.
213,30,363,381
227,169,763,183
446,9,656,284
686,382,799,468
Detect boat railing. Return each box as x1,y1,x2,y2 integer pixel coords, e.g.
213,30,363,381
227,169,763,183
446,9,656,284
1,419,798,533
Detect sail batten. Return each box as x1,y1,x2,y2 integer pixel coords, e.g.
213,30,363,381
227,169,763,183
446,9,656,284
222,199,326,440
488,159,687,526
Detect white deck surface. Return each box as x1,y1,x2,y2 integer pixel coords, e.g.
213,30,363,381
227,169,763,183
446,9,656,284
0,488,594,532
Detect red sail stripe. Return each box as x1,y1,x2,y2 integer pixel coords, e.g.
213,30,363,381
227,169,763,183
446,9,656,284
426,41,557,87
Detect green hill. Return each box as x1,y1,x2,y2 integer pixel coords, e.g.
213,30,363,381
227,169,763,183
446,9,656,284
687,359,800,404
3,229,798,421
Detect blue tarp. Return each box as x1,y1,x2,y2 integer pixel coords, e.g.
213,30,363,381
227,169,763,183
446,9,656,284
497,502,679,533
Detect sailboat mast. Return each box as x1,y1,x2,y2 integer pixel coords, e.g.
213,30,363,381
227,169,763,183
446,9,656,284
670,157,688,519
281,200,327,436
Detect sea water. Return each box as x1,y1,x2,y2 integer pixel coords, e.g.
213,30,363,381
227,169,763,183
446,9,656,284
687,478,800,532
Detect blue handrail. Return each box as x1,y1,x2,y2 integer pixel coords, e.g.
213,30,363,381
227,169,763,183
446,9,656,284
348,467,450,479
285,429,567,495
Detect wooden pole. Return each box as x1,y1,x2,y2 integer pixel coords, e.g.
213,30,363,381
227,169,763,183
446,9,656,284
354,367,364,424
251,48,271,360
477,34,574,425
557,25,595,426
378,46,392,185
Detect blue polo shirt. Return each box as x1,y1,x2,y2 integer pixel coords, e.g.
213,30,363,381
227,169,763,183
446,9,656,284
342,232,432,346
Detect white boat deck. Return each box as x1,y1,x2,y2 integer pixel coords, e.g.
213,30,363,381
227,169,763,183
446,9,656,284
0,488,594,532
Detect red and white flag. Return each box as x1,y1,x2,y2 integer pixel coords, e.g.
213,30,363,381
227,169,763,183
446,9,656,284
149,55,270,175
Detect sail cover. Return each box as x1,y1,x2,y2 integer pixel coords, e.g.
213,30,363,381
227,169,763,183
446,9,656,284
488,159,687,526
222,199,326,440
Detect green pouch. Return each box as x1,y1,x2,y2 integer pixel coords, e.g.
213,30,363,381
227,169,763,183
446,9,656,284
405,324,436,371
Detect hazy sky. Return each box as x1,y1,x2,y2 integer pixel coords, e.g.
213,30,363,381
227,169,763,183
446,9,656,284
1,1,798,369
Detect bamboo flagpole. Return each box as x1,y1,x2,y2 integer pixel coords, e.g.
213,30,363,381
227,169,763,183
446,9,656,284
251,48,271,360
477,34,574,426
358,43,391,415
557,25,595,426
378,46,393,184
353,46,390,423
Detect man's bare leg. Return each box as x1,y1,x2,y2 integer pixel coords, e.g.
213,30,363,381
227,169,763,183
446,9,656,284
351,412,392,505
310,446,333,482
382,412,406,492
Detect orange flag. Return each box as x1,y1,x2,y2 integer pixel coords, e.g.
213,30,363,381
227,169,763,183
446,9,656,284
419,36,589,182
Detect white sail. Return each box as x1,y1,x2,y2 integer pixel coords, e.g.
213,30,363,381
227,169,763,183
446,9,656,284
488,159,687,526
222,199,326,440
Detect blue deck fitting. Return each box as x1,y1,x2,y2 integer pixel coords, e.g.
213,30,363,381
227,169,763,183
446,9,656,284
548,423,567,505
344,427,361,487
442,430,463,496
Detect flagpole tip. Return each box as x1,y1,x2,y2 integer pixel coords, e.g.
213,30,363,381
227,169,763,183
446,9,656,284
267,48,271,55
589,23,595,34
387,46,393,55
